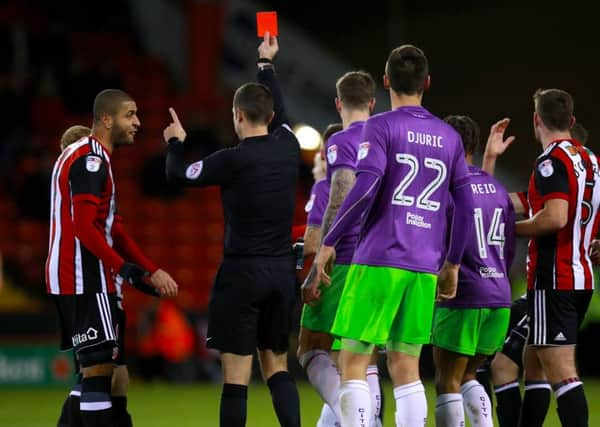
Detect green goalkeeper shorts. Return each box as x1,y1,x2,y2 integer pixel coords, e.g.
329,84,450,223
431,307,510,356
300,264,350,333
331,264,437,346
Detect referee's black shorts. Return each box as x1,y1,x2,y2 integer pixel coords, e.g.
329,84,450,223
207,255,297,355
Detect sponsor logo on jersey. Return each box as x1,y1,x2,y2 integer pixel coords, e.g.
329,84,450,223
479,266,505,279
327,144,337,164
85,156,102,172
305,194,315,212
406,211,431,229
185,161,203,180
538,159,554,177
357,142,370,160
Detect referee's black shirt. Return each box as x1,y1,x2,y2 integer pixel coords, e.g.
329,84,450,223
165,67,300,257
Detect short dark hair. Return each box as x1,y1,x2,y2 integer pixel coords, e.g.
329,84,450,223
93,89,133,123
336,71,376,110
570,122,588,145
533,88,573,132
60,125,91,151
322,123,343,144
444,115,480,156
385,45,429,95
233,82,274,125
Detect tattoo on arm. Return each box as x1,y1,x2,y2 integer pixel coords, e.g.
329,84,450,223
303,226,321,257
321,168,356,240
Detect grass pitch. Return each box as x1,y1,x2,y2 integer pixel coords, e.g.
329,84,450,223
1,380,599,426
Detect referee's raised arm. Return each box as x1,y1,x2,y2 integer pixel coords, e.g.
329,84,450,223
256,32,290,132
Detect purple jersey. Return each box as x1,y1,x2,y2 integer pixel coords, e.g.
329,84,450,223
325,121,364,264
441,166,515,308
352,106,470,273
305,179,330,227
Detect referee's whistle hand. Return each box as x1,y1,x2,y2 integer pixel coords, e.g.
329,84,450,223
150,268,179,298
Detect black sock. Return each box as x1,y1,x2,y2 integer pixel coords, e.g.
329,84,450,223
494,381,521,427
57,374,83,427
266,371,300,427
378,374,385,425
112,396,132,427
476,363,493,404
57,395,70,427
80,376,113,427
518,381,551,427
556,381,588,427
220,383,248,427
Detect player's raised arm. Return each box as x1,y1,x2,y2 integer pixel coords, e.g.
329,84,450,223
481,118,527,215
256,32,290,132
482,118,515,176
164,108,238,187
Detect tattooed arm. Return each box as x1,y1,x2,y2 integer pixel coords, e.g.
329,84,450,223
320,168,356,239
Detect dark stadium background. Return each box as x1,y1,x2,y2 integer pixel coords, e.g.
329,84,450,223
2,0,600,393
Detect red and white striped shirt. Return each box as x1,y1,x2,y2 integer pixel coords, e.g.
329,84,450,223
45,136,123,295
527,139,600,291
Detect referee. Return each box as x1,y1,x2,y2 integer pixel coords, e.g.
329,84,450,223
164,33,300,427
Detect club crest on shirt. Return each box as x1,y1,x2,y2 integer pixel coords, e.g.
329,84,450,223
85,156,102,172
185,160,203,179
357,142,370,160
538,159,554,177
305,194,315,212
327,145,337,164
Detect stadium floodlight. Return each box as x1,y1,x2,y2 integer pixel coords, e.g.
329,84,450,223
293,124,321,151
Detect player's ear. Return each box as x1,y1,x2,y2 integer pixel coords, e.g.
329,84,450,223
424,75,431,91
382,75,390,91
570,115,576,128
334,97,342,113
101,112,113,130
267,111,275,125
369,98,376,112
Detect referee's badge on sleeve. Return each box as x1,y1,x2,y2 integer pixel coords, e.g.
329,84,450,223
86,156,102,172
358,142,371,160
185,160,204,180
538,159,554,177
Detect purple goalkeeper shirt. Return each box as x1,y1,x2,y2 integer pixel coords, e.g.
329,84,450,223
440,166,515,308
351,106,470,274
325,121,364,264
305,179,330,227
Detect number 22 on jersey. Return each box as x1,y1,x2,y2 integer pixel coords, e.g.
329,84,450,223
392,153,447,212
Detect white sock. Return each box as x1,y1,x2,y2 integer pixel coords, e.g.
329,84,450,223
299,350,342,420
317,403,341,427
340,380,371,427
394,380,427,427
435,393,464,427
461,380,493,427
366,365,381,423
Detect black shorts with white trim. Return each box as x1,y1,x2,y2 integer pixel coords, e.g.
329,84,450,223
527,289,592,346
53,292,119,355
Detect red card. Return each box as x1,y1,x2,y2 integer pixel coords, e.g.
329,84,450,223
256,11,278,37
